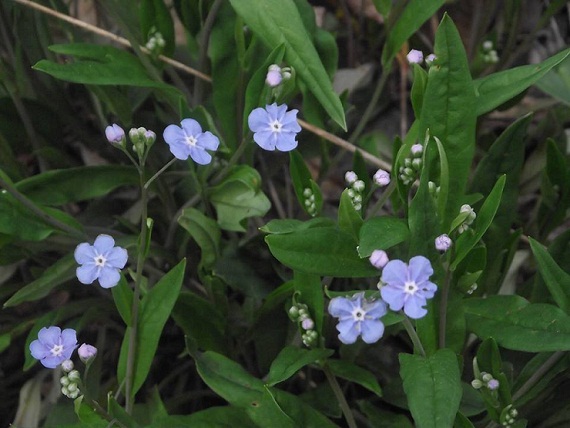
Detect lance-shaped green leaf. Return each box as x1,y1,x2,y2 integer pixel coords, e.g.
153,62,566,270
400,348,462,428
358,217,410,258
228,0,346,129
266,346,333,386
464,295,570,352
118,259,186,396
474,48,570,116
419,15,476,229
326,359,383,397
529,237,570,314
178,208,221,270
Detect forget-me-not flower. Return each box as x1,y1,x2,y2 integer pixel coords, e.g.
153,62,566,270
248,103,301,152
163,119,220,165
379,256,437,319
328,292,387,344
30,326,77,368
74,234,128,289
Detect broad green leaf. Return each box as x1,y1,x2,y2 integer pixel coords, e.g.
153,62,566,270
359,401,413,427
358,217,410,257
118,259,186,396
337,190,363,240
326,359,383,397
178,207,221,269
228,0,346,129
266,346,333,386
210,165,271,232
381,0,445,64
535,56,570,105
265,227,379,277
419,15,476,229
464,295,570,352
529,237,570,314
400,348,462,428
16,166,138,205
454,412,475,428
152,406,254,427
4,254,76,307
108,395,140,428
451,175,506,270
260,217,335,234
33,44,180,95
474,48,570,115
73,396,107,427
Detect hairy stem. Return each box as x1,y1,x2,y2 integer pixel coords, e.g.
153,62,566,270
322,362,357,428
402,315,426,357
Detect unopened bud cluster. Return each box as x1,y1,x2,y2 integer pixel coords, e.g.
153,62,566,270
345,171,365,211
458,204,476,234
289,303,318,347
482,40,499,64
500,405,519,428
265,64,292,88
399,144,423,185
471,371,500,391
60,361,81,399
145,27,166,55
302,187,318,217
428,181,440,199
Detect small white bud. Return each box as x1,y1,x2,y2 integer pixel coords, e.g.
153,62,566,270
406,49,424,64
345,171,358,185
369,250,389,269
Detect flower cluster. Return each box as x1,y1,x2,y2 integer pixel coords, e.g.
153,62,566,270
145,27,165,55
265,64,291,87
482,40,499,64
302,187,318,217
471,371,500,391
499,405,519,428
398,144,423,185
163,119,220,165
75,234,128,289
457,204,477,234
406,49,436,66
60,361,81,399
345,171,365,211
289,302,318,347
248,103,301,152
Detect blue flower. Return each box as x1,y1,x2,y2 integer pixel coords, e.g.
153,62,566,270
163,119,220,164
328,292,387,344
30,326,77,368
380,256,437,319
74,234,128,289
247,103,301,151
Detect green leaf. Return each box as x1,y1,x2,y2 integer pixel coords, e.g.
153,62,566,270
210,165,271,232
111,276,133,327
16,166,138,205
228,0,346,129
266,346,333,386
400,348,462,428
464,295,570,352
33,44,180,95
326,359,383,397
359,401,413,427
419,15,476,229
381,0,445,65
73,396,107,427
178,208,221,269
358,217,410,257
118,259,186,396
338,190,363,240
260,217,335,234
108,395,141,428
535,56,570,105
152,406,254,428
451,175,506,270
4,254,76,307
529,237,570,314
474,48,570,115
265,227,379,277
411,64,428,118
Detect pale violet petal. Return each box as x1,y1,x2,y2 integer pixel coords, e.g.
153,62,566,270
253,130,277,150
30,340,49,359
381,260,409,287
404,295,428,319
328,297,355,317
409,256,434,284
41,355,63,369
198,132,220,151
275,132,298,152
93,235,115,252
60,329,77,350
77,265,99,285
74,243,96,264
336,319,359,344
163,124,185,145
363,299,387,318
248,108,270,132
98,267,121,289
360,320,385,344
106,247,128,269
265,103,282,120
38,326,60,347
418,281,438,299
380,285,405,311
189,147,212,165
168,140,191,160
180,118,202,136
282,110,301,132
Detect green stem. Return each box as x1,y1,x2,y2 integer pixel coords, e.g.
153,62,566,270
348,59,393,144
402,315,426,357
211,138,249,185
144,158,177,190
125,170,149,414
438,261,453,349
322,362,357,428
365,180,396,219
84,396,127,428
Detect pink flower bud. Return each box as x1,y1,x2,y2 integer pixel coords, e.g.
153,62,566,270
373,169,390,187
369,250,389,269
435,234,452,252
105,124,125,144
301,318,314,330
406,49,424,64
265,65,282,87
78,343,97,363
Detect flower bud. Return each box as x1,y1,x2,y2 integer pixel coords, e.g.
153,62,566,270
345,171,358,185
60,376,70,386
78,343,97,364
105,124,126,145
61,359,74,372
411,144,423,156
435,234,452,252
406,49,424,64
265,64,282,87
487,379,500,390
369,250,389,269
483,40,493,51
425,53,437,65
353,180,365,192
303,188,312,198
373,169,390,187
301,318,314,330
471,379,484,389
68,370,81,383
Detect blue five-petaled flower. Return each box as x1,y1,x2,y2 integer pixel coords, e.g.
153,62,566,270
247,103,301,152
30,326,77,368
380,256,437,319
163,118,220,165
328,292,387,344
74,234,128,289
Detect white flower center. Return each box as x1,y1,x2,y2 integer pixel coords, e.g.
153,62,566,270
269,120,283,133
185,135,198,147
352,307,366,321
50,344,64,357
94,254,107,267
404,281,418,295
